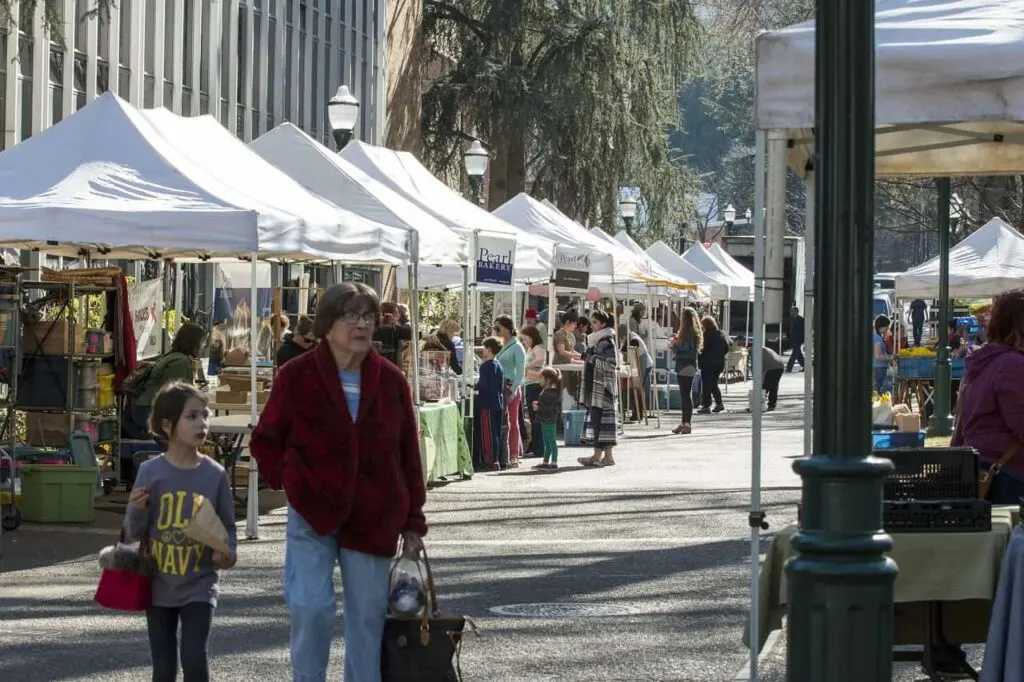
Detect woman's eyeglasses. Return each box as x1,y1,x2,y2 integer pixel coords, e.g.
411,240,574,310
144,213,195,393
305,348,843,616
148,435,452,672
341,312,378,326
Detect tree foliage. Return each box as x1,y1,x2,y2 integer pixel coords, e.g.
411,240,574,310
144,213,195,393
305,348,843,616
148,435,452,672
422,0,703,241
2,0,113,41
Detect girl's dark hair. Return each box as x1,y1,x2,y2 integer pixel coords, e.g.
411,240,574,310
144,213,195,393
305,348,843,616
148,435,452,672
519,325,542,349
540,366,562,389
171,323,207,357
148,381,208,439
314,282,381,338
701,315,719,332
494,315,516,336
591,309,610,326
988,288,1024,350
874,314,891,334
562,309,579,325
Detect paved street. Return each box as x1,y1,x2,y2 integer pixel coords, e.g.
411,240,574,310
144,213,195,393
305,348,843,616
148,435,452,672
0,371,941,681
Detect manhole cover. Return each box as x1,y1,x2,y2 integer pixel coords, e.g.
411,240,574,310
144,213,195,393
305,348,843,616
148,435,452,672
488,603,638,618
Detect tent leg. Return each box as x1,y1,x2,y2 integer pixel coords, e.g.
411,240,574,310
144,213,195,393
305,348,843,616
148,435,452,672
245,254,260,541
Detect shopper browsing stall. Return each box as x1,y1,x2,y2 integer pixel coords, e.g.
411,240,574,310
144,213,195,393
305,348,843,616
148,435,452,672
123,324,207,441
493,315,526,466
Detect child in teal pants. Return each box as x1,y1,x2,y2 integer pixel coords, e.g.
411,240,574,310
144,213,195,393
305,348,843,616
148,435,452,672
532,368,562,471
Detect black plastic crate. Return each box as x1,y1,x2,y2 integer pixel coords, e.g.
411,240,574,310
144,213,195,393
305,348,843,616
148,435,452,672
884,500,992,533
878,447,979,501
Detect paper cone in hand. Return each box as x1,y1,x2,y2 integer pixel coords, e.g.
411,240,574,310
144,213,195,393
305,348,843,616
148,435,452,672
183,495,232,555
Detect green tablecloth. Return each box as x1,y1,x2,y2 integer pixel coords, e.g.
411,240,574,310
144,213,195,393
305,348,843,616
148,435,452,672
418,402,472,483
747,506,1016,652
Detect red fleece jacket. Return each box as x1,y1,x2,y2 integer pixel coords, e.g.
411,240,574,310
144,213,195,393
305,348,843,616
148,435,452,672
249,344,427,557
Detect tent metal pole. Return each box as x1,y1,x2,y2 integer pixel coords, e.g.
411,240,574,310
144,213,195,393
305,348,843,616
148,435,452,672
803,168,816,459
245,253,260,540
747,130,767,682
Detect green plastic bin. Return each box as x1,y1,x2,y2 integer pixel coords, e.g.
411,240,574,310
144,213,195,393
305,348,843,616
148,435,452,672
19,464,97,523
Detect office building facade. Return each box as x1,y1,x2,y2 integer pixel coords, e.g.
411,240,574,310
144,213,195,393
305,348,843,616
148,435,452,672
0,0,387,150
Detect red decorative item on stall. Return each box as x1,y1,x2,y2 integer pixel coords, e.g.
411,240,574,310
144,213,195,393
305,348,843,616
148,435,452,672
114,274,138,391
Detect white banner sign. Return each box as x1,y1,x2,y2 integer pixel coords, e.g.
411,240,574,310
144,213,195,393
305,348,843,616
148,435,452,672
128,278,164,360
474,235,516,288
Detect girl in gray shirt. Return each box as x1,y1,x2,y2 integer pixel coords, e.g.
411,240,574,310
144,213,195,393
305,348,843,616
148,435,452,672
124,382,237,682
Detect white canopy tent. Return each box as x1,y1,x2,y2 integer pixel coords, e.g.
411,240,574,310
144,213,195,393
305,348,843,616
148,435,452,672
339,141,553,286
0,93,258,258
646,241,719,292
496,193,656,285
0,94,282,540
142,110,413,265
896,217,1024,298
749,2,1024,677
613,230,703,297
756,0,1024,177
709,244,755,289
248,123,467,267
681,243,753,300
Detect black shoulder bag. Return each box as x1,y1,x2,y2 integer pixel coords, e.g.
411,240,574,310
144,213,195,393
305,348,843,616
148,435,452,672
381,544,478,682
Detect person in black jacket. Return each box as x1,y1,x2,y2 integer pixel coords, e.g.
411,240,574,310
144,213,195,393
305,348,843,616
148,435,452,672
786,306,805,372
531,367,562,471
697,315,728,414
276,316,316,367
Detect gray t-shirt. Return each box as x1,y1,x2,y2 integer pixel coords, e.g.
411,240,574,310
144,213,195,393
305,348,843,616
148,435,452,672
124,455,238,608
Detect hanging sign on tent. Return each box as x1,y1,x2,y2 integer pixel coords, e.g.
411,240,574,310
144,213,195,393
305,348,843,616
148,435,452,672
553,246,591,290
127,277,164,361
474,235,516,287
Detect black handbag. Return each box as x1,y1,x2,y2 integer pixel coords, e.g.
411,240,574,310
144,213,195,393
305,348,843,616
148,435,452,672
380,545,477,682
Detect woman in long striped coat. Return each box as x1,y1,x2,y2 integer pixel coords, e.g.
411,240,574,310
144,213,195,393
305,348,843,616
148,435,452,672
578,309,619,467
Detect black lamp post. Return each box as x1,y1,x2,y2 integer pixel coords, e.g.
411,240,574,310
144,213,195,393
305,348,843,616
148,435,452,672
786,0,898,677
619,196,638,235
463,140,489,205
929,184,964,437
327,85,359,150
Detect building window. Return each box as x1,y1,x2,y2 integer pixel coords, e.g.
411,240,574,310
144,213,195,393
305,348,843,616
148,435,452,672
119,0,132,70
298,1,306,124
164,0,175,79
237,6,248,102
268,16,276,116
50,47,63,124
253,9,262,130
74,51,87,111
19,25,32,140
284,4,293,120
183,0,194,88
200,0,211,93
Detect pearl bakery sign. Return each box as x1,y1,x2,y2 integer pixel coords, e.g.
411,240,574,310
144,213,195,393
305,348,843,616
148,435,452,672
474,235,517,287
553,246,592,290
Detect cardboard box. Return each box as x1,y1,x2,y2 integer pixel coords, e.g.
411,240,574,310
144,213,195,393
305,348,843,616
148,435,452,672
23,320,87,355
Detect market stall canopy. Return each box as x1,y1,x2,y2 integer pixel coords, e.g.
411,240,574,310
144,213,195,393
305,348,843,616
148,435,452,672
681,243,754,300
495,193,650,286
339,141,553,283
0,92,258,258
249,123,467,266
709,244,755,288
143,109,411,264
756,0,1024,176
895,217,1024,298
645,241,718,298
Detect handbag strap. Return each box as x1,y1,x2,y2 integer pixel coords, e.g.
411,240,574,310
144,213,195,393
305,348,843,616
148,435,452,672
418,544,442,618
118,527,150,553
980,442,1024,499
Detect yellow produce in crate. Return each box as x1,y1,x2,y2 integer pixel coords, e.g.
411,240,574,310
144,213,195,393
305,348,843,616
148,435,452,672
897,347,936,358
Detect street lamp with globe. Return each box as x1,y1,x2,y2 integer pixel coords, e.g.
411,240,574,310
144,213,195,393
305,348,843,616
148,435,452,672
327,85,360,150
722,203,736,229
463,140,489,205
619,196,638,233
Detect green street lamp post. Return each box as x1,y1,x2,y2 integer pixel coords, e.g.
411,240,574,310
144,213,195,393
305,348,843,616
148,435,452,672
786,0,898,678
327,85,360,150
619,196,638,235
463,140,489,206
928,178,957,436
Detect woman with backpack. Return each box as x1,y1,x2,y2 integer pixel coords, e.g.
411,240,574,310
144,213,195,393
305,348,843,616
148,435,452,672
123,323,207,441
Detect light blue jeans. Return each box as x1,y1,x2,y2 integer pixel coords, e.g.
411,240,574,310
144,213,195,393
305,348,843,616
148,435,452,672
284,506,392,682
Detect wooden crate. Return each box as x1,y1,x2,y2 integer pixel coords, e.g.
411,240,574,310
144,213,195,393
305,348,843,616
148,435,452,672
23,320,87,355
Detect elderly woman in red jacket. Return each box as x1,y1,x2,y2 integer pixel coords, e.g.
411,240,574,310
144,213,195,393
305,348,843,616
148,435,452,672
250,282,427,682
